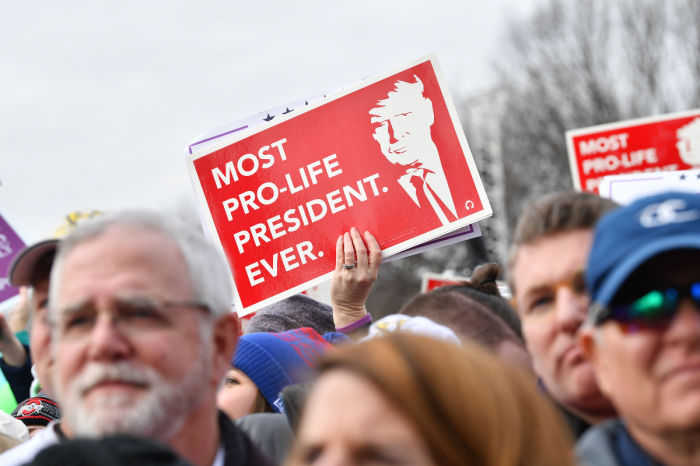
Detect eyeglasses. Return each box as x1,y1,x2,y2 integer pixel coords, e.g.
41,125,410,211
515,270,588,318
591,282,700,328
51,296,210,341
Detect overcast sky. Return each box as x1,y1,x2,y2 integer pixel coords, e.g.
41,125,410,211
0,0,539,243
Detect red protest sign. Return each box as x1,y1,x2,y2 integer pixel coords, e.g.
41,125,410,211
186,54,491,315
566,109,700,193
421,273,466,293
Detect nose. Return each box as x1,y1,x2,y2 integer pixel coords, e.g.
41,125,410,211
553,286,589,333
665,299,700,348
387,120,399,145
85,313,132,362
312,449,352,466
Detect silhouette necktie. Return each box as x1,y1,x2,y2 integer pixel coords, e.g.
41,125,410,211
410,175,443,227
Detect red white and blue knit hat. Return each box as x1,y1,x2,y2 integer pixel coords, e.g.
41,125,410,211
233,328,334,413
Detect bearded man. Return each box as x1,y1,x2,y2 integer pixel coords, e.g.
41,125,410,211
0,211,273,466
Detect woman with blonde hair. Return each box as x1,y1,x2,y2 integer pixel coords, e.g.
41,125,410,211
288,333,573,466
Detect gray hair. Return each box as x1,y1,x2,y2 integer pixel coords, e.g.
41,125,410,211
48,210,233,320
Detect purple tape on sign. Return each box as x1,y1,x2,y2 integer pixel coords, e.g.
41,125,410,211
0,213,26,302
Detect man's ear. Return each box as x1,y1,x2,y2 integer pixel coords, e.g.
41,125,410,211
210,313,239,383
578,327,597,362
578,326,612,397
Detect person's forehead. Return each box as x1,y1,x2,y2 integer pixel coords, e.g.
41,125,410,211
33,277,50,294
58,226,190,300
615,249,700,301
371,95,424,117
305,371,409,435
513,229,593,294
370,108,405,123
370,114,389,124
229,368,254,383
65,226,180,264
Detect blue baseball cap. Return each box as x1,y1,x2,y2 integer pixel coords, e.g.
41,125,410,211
587,191,700,318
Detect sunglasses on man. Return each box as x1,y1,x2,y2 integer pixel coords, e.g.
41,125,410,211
590,282,700,330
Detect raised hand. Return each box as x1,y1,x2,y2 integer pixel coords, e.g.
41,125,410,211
330,228,381,329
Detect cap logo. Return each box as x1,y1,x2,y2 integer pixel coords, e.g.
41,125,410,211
639,199,700,228
20,400,42,416
374,317,409,335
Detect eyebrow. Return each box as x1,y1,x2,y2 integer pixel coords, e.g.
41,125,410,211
56,299,95,318
521,284,557,302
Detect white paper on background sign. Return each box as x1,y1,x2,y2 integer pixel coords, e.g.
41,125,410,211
599,169,700,205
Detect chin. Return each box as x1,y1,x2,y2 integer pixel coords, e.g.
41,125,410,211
569,364,600,395
662,392,700,429
564,366,608,408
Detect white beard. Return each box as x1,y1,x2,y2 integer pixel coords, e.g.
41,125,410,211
56,353,210,441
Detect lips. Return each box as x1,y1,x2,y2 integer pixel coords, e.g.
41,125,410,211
391,146,408,154
84,380,147,396
559,344,585,370
661,362,700,383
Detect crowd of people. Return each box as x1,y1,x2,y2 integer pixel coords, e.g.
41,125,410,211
0,188,697,465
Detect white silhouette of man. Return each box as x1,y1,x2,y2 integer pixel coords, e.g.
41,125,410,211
370,76,457,226
677,117,700,166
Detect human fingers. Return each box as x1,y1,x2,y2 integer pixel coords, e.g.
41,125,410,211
365,231,382,271
335,235,344,272
350,227,368,269
343,232,356,268
0,314,8,339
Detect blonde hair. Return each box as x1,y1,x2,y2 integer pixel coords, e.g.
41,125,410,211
291,334,573,466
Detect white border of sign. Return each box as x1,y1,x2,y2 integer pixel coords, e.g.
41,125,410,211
565,108,700,191
384,222,481,263
185,53,492,315
598,169,700,204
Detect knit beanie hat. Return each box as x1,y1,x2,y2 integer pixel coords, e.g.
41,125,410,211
11,392,61,427
233,328,334,413
244,294,335,335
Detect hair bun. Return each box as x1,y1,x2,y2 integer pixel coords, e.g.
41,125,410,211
469,263,502,296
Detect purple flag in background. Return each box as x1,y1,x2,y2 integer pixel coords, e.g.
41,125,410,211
0,213,26,303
